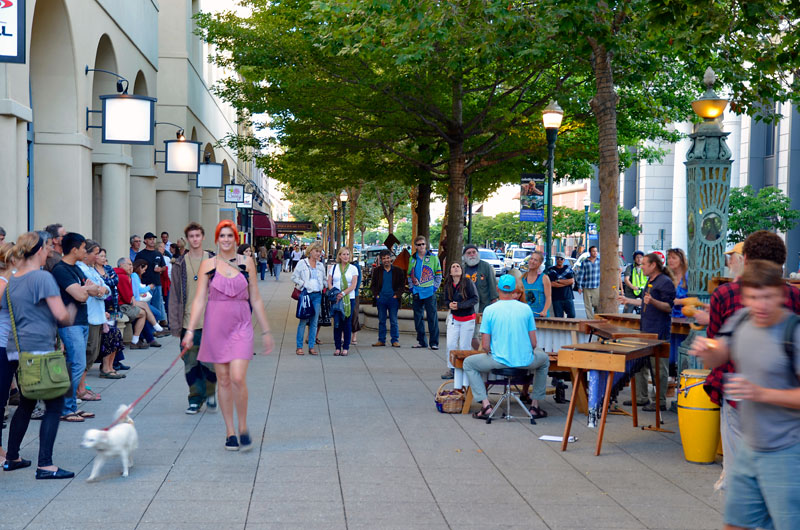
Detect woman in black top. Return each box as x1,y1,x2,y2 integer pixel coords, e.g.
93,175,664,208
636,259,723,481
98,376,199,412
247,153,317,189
443,262,479,389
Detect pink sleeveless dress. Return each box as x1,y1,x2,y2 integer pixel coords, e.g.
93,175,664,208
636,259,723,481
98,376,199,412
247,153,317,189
197,271,253,363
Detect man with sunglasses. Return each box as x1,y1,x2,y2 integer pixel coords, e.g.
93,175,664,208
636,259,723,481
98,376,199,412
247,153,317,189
407,235,442,350
546,252,575,318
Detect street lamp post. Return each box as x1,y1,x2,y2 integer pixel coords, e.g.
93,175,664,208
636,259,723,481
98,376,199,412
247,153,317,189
583,195,590,254
542,100,564,263
340,190,348,250
333,200,339,252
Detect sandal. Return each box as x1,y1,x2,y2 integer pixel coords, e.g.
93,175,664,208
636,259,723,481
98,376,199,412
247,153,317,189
341,350,348,356
76,410,95,419
472,404,493,420
528,406,548,419
334,350,341,356
99,371,125,379
296,348,305,356
60,413,84,423
77,390,101,401
308,349,319,356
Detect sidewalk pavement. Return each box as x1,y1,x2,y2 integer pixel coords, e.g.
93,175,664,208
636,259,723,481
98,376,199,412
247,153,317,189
1,278,723,529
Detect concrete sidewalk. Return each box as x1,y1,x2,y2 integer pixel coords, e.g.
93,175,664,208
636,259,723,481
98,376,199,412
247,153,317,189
1,278,723,529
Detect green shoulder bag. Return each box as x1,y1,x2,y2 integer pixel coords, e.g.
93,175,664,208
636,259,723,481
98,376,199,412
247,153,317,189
6,284,70,400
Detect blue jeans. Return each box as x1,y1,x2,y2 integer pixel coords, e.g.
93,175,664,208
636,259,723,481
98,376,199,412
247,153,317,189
412,294,439,347
272,263,281,280
376,296,400,343
296,291,322,349
333,311,352,350
59,325,89,415
551,299,576,318
149,285,164,321
258,261,267,280
725,441,800,530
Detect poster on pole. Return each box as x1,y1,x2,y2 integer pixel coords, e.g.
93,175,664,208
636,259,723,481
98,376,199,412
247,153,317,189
520,173,546,222
0,0,25,64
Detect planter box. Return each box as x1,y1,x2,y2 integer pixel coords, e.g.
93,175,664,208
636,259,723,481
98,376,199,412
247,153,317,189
362,306,448,338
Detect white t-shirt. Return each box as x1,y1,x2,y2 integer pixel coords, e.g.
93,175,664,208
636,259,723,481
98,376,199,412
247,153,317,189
329,263,359,300
291,250,304,261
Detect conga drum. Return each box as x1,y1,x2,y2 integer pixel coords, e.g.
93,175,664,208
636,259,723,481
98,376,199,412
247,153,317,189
677,369,720,464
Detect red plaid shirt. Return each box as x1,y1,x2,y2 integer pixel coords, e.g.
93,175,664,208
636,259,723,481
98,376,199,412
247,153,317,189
703,281,800,405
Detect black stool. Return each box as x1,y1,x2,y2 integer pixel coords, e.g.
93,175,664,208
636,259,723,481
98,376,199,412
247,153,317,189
486,368,535,424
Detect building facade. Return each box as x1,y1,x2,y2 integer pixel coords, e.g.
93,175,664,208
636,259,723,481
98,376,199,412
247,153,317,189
0,0,269,262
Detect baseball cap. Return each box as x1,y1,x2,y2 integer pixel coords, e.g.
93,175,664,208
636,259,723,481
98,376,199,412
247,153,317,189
555,252,566,259
462,244,478,254
497,274,516,292
143,232,156,239
725,242,744,255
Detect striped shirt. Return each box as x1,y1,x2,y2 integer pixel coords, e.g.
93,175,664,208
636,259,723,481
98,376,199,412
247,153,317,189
577,258,600,289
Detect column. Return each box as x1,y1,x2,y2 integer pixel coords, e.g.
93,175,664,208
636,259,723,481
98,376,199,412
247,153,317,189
156,190,189,242
0,116,22,237
101,163,130,263
201,188,220,246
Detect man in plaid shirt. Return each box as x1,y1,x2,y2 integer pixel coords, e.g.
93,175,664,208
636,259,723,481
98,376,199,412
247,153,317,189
577,246,601,319
693,231,800,490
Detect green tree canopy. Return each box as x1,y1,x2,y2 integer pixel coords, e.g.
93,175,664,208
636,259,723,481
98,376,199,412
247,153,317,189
728,186,800,243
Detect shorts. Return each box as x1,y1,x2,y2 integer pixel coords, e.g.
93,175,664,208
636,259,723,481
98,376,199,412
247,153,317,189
120,304,141,321
86,324,102,366
724,441,800,530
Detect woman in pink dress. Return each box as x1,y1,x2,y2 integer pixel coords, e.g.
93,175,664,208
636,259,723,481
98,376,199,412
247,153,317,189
182,220,273,451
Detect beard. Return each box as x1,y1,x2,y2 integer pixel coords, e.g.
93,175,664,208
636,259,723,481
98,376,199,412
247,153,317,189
463,255,480,267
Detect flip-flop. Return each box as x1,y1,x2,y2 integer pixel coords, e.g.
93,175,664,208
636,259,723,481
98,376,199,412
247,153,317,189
77,390,101,401
296,348,305,355
308,349,319,356
334,350,341,356
341,350,348,356
99,371,125,379
76,410,96,419
60,413,84,423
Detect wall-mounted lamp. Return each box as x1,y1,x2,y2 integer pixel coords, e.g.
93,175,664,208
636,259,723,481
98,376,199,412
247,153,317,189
85,66,156,144
197,152,223,188
153,121,201,173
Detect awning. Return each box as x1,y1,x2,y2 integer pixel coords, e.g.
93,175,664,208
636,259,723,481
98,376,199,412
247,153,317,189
253,211,277,237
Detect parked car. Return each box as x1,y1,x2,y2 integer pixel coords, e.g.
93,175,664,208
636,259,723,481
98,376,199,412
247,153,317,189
477,248,506,276
363,245,389,268
504,247,533,272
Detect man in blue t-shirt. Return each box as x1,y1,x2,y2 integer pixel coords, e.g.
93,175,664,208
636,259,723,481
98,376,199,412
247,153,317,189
463,274,550,420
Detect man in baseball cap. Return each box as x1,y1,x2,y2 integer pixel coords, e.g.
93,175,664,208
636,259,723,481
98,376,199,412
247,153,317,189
463,274,550,420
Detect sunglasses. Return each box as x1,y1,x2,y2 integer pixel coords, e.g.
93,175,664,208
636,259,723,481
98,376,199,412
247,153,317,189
416,243,426,246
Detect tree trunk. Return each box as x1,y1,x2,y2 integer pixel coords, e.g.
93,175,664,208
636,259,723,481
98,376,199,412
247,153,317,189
443,149,466,272
347,186,360,253
589,43,621,314
416,178,431,243
410,185,418,242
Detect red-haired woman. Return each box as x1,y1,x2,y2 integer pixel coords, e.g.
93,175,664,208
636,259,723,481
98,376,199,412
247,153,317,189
182,220,273,451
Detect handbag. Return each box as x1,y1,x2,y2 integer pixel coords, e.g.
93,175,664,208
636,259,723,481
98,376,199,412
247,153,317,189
291,287,301,300
296,289,315,320
6,285,70,401
318,289,332,327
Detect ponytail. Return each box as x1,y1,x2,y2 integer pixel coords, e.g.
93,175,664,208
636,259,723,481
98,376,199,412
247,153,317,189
644,252,674,282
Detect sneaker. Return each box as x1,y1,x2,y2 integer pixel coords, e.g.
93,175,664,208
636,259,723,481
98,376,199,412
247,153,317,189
30,408,45,420
113,363,130,371
622,398,650,407
185,404,201,415
391,342,401,347
430,345,439,350
372,341,386,347
587,409,599,429
643,403,667,412
130,341,149,350
154,331,171,338
225,435,239,451
206,394,217,412
441,368,454,380
148,340,162,348
239,432,252,452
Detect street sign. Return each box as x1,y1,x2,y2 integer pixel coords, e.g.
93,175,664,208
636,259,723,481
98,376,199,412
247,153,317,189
275,221,316,234
520,172,546,222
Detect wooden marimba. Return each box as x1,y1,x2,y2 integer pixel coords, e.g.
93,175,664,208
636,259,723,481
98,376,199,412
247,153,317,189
557,337,670,456
596,313,692,336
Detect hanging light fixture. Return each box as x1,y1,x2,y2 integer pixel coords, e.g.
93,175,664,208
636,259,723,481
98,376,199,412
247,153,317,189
197,152,223,188
85,66,156,144
154,122,201,174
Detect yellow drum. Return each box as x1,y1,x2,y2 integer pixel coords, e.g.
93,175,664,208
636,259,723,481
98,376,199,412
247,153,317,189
677,369,720,464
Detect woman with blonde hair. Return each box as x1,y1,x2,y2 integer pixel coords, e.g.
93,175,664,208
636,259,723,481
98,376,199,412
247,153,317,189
0,233,76,478
182,220,273,451
328,246,359,356
291,241,326,355
522,251,552,317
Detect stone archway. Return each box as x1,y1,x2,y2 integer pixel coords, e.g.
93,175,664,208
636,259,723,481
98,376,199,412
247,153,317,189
30,0,86,232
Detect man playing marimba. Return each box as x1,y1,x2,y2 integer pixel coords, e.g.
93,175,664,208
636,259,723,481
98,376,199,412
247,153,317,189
465,275,550,420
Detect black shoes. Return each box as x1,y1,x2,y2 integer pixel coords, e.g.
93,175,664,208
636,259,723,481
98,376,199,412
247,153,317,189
225,435,239,451
623,398,650,406
643,403,667,412
35,468,74,480
114,362,131,371
3,458,31,471
239,432,252,452
148,340,162,348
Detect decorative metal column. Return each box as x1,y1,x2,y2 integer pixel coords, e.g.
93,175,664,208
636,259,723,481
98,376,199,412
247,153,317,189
678,68,734,374
684,68,733,300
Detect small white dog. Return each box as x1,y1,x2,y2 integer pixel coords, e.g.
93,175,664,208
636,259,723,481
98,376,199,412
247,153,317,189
81,404,139,482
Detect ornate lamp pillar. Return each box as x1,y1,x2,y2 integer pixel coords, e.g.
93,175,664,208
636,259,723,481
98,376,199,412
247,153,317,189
685,68,733,300
678,68,734,375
